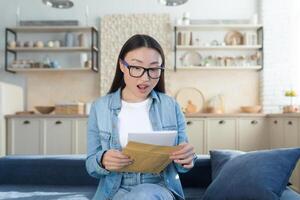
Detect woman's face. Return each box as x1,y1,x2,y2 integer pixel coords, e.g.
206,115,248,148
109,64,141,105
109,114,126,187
120,47,162,102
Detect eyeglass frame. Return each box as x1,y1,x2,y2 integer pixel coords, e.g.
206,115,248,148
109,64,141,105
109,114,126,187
120,59,164,79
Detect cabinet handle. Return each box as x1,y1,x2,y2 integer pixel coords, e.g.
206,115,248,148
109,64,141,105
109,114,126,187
219,120,225,124
55,121,62,125
251,120,258,125
23,120,30,125
186,121,192,125
273,120,278,124
288,121,293,125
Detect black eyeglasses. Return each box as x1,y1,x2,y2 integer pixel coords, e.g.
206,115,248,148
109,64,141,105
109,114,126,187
120,59,164,79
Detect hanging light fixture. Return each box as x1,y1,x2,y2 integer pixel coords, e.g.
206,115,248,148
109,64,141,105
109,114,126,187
43,0,74,9
158,0,188,6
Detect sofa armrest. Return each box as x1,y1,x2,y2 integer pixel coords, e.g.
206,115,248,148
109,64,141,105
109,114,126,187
179,154,212,188
0,155,98,186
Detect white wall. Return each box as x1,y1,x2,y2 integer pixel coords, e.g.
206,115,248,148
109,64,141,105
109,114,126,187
260,0,300,113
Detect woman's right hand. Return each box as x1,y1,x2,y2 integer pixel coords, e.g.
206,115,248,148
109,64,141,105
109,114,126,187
101,149,133,171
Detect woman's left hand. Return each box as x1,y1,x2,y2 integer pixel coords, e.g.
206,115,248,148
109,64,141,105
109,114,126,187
169,142,195,169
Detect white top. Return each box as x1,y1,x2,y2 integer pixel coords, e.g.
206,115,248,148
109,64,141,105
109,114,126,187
118,98,153,148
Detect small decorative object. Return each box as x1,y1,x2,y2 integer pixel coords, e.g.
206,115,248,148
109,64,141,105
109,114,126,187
224,31,243,45
180,51,202,66
78,33,87,47
24,41,34,48
8,41,16,48
175,87,205,114
53,40,61,48
80,53,88,68
65,32,75,47
50,60,60,68
205,94,225,114
283,89,298,113
84,60,92,68
35,41,44,48
16,41,24,47
47,41,54,48
185,100,198,114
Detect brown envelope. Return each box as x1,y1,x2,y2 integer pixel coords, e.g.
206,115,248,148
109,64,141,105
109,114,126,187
115,141,182,174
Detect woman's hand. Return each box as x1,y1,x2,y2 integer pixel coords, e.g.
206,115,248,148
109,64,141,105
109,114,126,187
101,149,133,171
170,142,195,169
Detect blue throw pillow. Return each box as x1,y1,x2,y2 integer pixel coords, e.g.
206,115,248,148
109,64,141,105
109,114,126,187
202,148,300,200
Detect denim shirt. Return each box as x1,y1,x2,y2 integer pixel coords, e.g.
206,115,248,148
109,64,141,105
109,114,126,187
86,88,192,200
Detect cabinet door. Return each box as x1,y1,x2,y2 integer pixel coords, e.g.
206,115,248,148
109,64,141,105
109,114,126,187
283,118,299,191
207,119,237,151
185,118,205,154
75,119,87,154
239,118,268,151
269,118,284,148
7,118,40,154
44,118,73,154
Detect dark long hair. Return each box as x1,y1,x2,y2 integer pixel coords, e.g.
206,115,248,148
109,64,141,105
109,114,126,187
108,34,166,94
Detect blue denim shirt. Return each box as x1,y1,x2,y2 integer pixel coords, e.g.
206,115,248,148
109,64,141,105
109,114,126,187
86,88,191,200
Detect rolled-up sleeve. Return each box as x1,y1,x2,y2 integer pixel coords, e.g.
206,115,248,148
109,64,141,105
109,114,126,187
85,102,110,178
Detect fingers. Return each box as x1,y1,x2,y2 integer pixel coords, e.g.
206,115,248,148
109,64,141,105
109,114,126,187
101,149,133,171
171,143,194,156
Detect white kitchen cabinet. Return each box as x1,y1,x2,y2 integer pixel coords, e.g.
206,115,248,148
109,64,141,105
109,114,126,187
44,118,73,154
185,118,205,154
269,117,300,192
7,118,41,154
207,118,237,151
269,118,284,148
75,119,88,154
238,118,268,151
6,116,87,155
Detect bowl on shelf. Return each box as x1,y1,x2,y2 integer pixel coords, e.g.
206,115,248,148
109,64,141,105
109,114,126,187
240,105,262,113
35,106,55,114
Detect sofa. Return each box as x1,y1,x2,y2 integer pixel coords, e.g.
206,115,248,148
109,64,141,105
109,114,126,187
0,154,299,200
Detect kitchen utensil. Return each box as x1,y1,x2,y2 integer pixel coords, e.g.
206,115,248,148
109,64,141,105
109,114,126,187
175,87,205,114
240,105,262,113
35,106,55,114
180,51,202,66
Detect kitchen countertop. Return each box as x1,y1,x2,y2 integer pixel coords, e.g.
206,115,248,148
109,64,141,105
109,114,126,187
5,114,88,118
6,113,300,118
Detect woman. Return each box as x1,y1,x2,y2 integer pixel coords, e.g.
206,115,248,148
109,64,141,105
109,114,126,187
86,34,195,200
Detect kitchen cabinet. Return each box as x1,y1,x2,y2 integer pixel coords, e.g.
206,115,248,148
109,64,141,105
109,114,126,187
173,24,263,71
207,118,237,152
6,116,87,155
238,118,268,151
7,118,41,154
269,117,300,192
5,26,99,73
185,118,205,154
44,118,73,154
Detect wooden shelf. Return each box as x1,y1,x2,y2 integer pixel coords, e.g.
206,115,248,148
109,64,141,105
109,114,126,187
7,47,98,52
175,24,263,31
7,26,97,33
176,45,262,50
7,67,93,72
169,66,262,70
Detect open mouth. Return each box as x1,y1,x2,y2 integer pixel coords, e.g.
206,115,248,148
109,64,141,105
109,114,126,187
137,84,150,93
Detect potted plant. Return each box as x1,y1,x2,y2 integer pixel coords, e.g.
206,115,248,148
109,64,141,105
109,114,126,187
283,89,299,113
